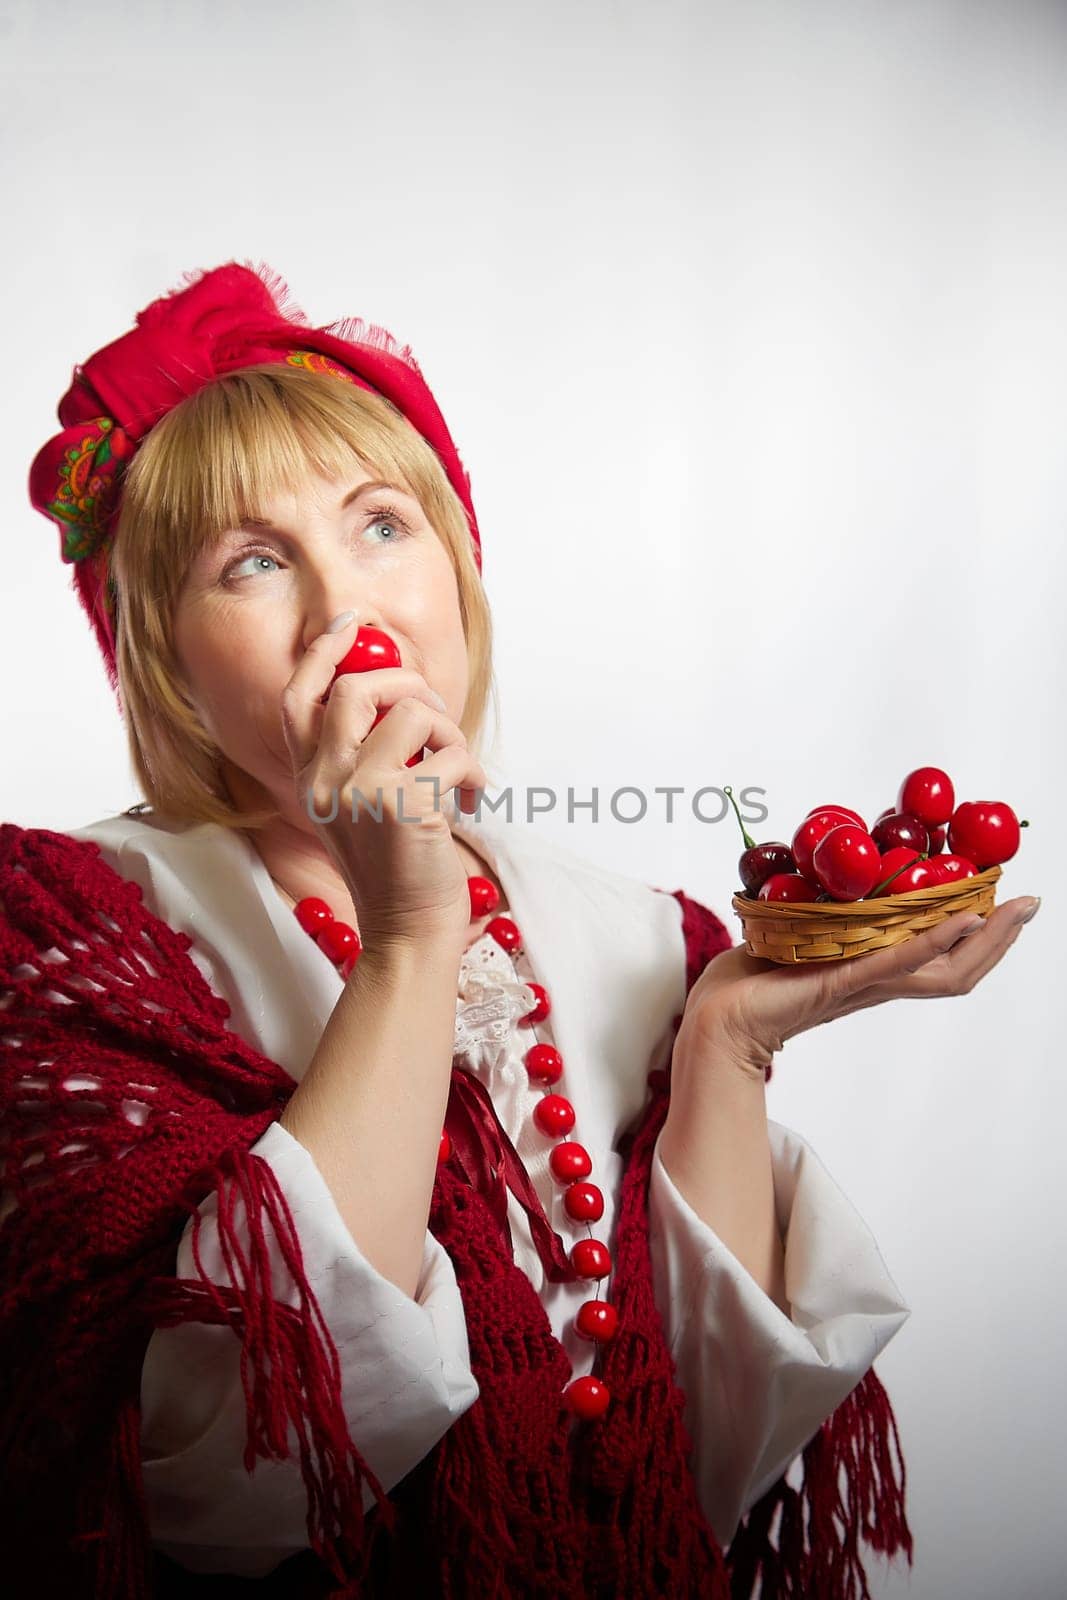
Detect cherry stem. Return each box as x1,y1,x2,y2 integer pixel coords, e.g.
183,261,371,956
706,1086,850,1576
723,786,757,851
867,851,929,899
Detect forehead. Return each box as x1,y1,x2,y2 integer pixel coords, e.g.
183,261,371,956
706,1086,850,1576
195,470,420,551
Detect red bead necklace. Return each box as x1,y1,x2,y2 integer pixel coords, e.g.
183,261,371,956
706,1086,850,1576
291,875,616,1422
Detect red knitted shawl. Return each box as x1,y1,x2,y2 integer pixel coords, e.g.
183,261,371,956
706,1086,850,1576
0,824,914,1598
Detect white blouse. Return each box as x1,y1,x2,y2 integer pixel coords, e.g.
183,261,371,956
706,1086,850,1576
67,806,911,1580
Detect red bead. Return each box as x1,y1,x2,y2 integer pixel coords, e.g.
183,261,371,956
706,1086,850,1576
438,1130,452,1163
571,1238,612,1279
294,896,334,935
564,1182,604,1223
467,875,500,918
563,1375,611,1420
524,1043,563,1085
317,920,362,965
340,949,361,979
519,983,551,1026
486,915,522,954
533,1094,575,1137
549,1142,592,1182
575,1299,618,1343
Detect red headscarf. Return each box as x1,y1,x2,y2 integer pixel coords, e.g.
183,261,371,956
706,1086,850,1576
27,260,483,703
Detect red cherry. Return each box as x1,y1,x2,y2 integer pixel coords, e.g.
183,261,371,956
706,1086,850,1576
467,875,500,918
897,767,956,828
870,811,930,856
575,1300,618,1342
564,1182,604,1223
920,859,953,886
524,1043,563,1084
738,843,795,896
811,825,882,901
723,786,796,894
936,854,977,883
571,1238,612,1278
926,825,947,856
332,626,421,768
889,859,942,894
948,801,1024,868
294,896,334,935
804,803,867,831
317,920,362,965
533,1095,575,1137
758,872,819,903
486,916,522,954
335,624,402,676
563,1375,611,1419
519,983,551,1026
869,846,923,897
792,809,861,881
550,1142,592,1181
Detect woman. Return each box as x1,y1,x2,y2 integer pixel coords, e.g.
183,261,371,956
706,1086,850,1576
1,261,1038,1598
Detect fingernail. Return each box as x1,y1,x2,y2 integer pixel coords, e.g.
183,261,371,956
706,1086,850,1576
326,610,356,634
1014,897,1041,925
955,918,985,939
430,690,446,710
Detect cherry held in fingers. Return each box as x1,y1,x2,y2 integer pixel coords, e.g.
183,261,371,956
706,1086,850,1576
331,624,423,768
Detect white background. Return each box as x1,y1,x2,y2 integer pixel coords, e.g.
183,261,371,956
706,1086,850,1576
2,3,1064,1595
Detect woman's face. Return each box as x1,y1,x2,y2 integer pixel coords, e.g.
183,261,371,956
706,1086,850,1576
172,461,470,826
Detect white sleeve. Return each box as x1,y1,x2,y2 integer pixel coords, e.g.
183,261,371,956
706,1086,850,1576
140,1119,480,1578
647,1116,911,1551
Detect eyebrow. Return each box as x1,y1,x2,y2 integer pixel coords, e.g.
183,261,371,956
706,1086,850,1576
235,479,412,534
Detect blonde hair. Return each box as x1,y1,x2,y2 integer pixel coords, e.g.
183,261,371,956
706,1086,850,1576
109,360,499,832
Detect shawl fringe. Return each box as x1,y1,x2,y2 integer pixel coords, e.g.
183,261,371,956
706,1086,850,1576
0,826,914,1597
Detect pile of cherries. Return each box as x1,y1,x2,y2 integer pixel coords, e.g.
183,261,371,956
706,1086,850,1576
728,768,1029,904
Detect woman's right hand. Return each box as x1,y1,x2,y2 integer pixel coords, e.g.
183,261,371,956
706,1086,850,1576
280,620,488,950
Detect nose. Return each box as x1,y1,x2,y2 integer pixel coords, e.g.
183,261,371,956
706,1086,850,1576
299,560,389,652
296,537,389,653
301,603,390,654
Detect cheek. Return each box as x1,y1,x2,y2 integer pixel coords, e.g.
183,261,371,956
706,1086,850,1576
408,549,466,645
174,613,283,739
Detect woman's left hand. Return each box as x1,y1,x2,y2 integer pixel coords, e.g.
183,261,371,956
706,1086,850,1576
679,895,1040,1080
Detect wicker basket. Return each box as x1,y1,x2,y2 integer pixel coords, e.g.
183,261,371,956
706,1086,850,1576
731,864,1002,964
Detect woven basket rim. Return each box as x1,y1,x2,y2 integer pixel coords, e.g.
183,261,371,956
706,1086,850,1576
732,862,1001,921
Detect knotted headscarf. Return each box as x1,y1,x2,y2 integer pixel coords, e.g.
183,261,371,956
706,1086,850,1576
27,260,483,701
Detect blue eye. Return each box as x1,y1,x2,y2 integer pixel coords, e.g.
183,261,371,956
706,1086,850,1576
228,552,280,581
361,507,412,544
221,505,413,583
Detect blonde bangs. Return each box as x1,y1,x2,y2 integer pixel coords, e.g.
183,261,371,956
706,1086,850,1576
109,361,498,833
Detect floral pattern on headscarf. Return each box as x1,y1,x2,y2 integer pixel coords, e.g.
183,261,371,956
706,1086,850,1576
45,416,134,564
44,352,359,568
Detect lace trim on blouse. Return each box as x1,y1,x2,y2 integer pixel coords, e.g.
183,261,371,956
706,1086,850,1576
453,932,537,1072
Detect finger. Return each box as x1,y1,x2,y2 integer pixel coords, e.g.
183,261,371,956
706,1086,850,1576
820,907,990,1007
397,746,489,817
283,662,446,773
900,900,1029,999
316,695,466,786
828,901,1029,1015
